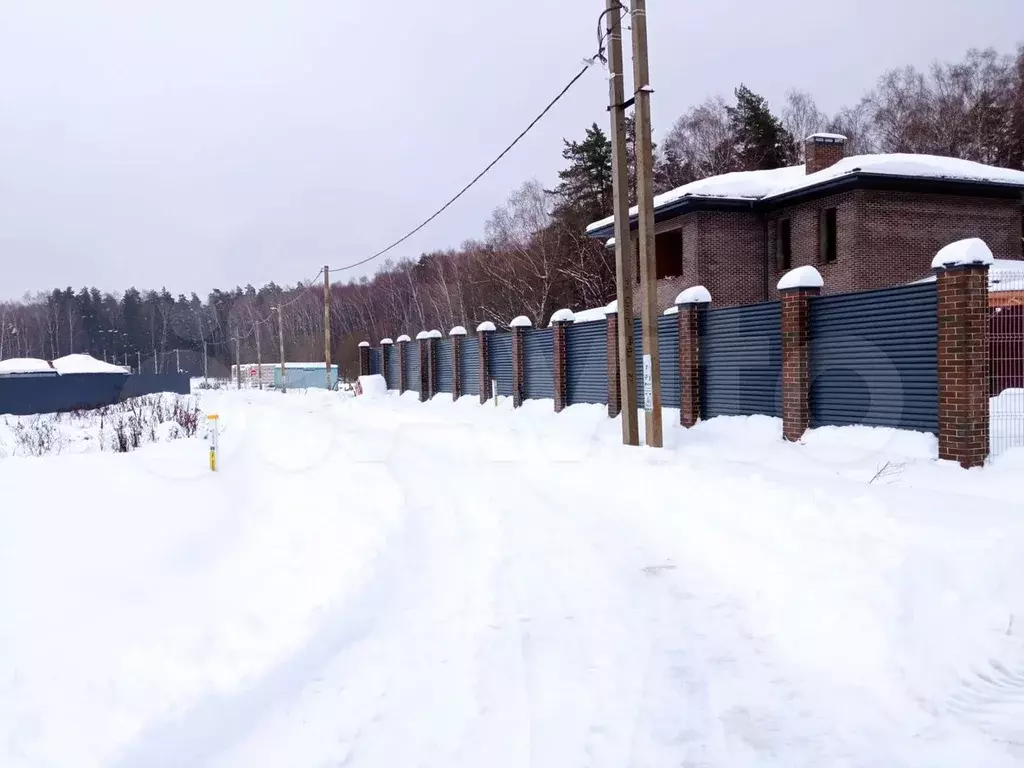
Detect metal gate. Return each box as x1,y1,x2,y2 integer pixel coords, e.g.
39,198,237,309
488,333,513,397
990,268,1024,457
566,321,607,405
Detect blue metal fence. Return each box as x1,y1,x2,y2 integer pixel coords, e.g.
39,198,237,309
386,346,400,390
488,333,513,397
566,321,607,405
121,374,191,399
658,314,680,410
406,343,420,392
810,283,938,433
369,349,381,376
461,336,480,396
435,339,454,393
523,329,554,400
700,301,782,418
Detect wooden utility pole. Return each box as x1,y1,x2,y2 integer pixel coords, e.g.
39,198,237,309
137,350,142,374
234,337,241,389
323,265,332,389
277,305,287,393
175,348,181,373
203,342,208,385
631,0,663,447
255,321,263,389
606,0,639,446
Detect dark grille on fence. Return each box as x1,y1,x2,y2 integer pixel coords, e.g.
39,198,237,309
386,346,400,390
700,301,782,418
990,269,1024,456
488,333,513,397
435,339,454,393
566,321,607,405
461,337,480,396
405,343,420,392
369,349,381,376
523,328,554,400
810,283,938,433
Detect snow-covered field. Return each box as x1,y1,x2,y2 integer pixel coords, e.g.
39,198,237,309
2,388,1023,767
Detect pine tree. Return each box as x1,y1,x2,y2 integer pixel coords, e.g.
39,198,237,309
549,123,613,221
727,84,798,171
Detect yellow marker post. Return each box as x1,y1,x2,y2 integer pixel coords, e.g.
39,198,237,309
207,414,220,471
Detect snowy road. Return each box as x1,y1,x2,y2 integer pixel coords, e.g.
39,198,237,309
3,390,1024,767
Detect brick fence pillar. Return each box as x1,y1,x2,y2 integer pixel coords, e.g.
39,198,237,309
450,326,466,401
551,309,574,413
477,322,494,405
380,339,393,387
397,335,410,393
934,240,992,468
510,315,531,409
778,267,822,442
416,333,430,402
674,286,711,427
606,306,621,418
357,342,371,377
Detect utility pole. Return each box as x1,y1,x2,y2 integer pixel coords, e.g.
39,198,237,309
124,352,128,369
631,0,662,447
175,348,181,374
203,342,208,386
234,337,241,389
323,265,332,390
277,305,287,393
606,0,639,446
137,350,141,374
153,348,158,374
255,322,263,390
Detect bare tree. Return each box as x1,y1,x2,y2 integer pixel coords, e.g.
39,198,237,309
782,90,827,160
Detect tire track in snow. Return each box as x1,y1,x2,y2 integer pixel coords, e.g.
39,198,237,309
945,657,1024,756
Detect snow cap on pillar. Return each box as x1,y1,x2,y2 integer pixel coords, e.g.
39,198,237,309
396,334,411,342
358,341,370,348
509,315,532,328
550,308,575,323
427,329,442,339
777,265,824,291
663,306,679,315
931,237,994,270
415,331,429,340
674,285,712,305
380,338,394,345
449,325,467,336
476,321,496,333
603,300,618,315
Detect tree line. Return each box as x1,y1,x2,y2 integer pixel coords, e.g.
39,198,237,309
3,45,1022,378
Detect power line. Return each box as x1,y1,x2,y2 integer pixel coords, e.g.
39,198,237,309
328,17,616,275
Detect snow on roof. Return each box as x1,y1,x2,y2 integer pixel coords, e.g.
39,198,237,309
449,326,467,336
0,357,53,375
674,285,712,305
586,153,1024,233
51,354,128,375
427,329,442,339
380,338,394,345
778,265,824,291
476,321,496,332
550,308,575,323
806,132,848,142
509,315,532,328
396,334,411,342
358,341,370,347
931,238,994,269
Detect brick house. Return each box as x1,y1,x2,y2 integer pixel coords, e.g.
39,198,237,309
586,134,1024,309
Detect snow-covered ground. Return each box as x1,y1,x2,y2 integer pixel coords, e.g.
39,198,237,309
2,389,1023,767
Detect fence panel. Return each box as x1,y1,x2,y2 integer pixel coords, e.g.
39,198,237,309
810,283,937,433
435,339,454,393
461,337,480,396
120,374,191,399
990,268,1024,456
369,349,381,376
405,343,420,393
523,328,554,400
658,314,680,409
700,301,782,418
488,333,513,397
566,321,607,405
386,346,400,390
0,373,128,416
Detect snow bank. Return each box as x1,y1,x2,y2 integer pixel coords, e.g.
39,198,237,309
51,353,128,374
356,374,388,398
0,357,53,375
931,238,994,269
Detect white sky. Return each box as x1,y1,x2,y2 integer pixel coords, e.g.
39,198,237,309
1,0,1022,300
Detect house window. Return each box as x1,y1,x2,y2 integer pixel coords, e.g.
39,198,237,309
777,218,792,271
655,231,683,279
820,207,838,263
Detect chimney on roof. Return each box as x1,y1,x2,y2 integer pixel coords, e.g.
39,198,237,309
805,133,847,174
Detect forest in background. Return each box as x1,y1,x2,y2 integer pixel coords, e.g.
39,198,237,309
3,45,1022,377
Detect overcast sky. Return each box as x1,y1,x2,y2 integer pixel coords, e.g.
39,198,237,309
1,0,1022,301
